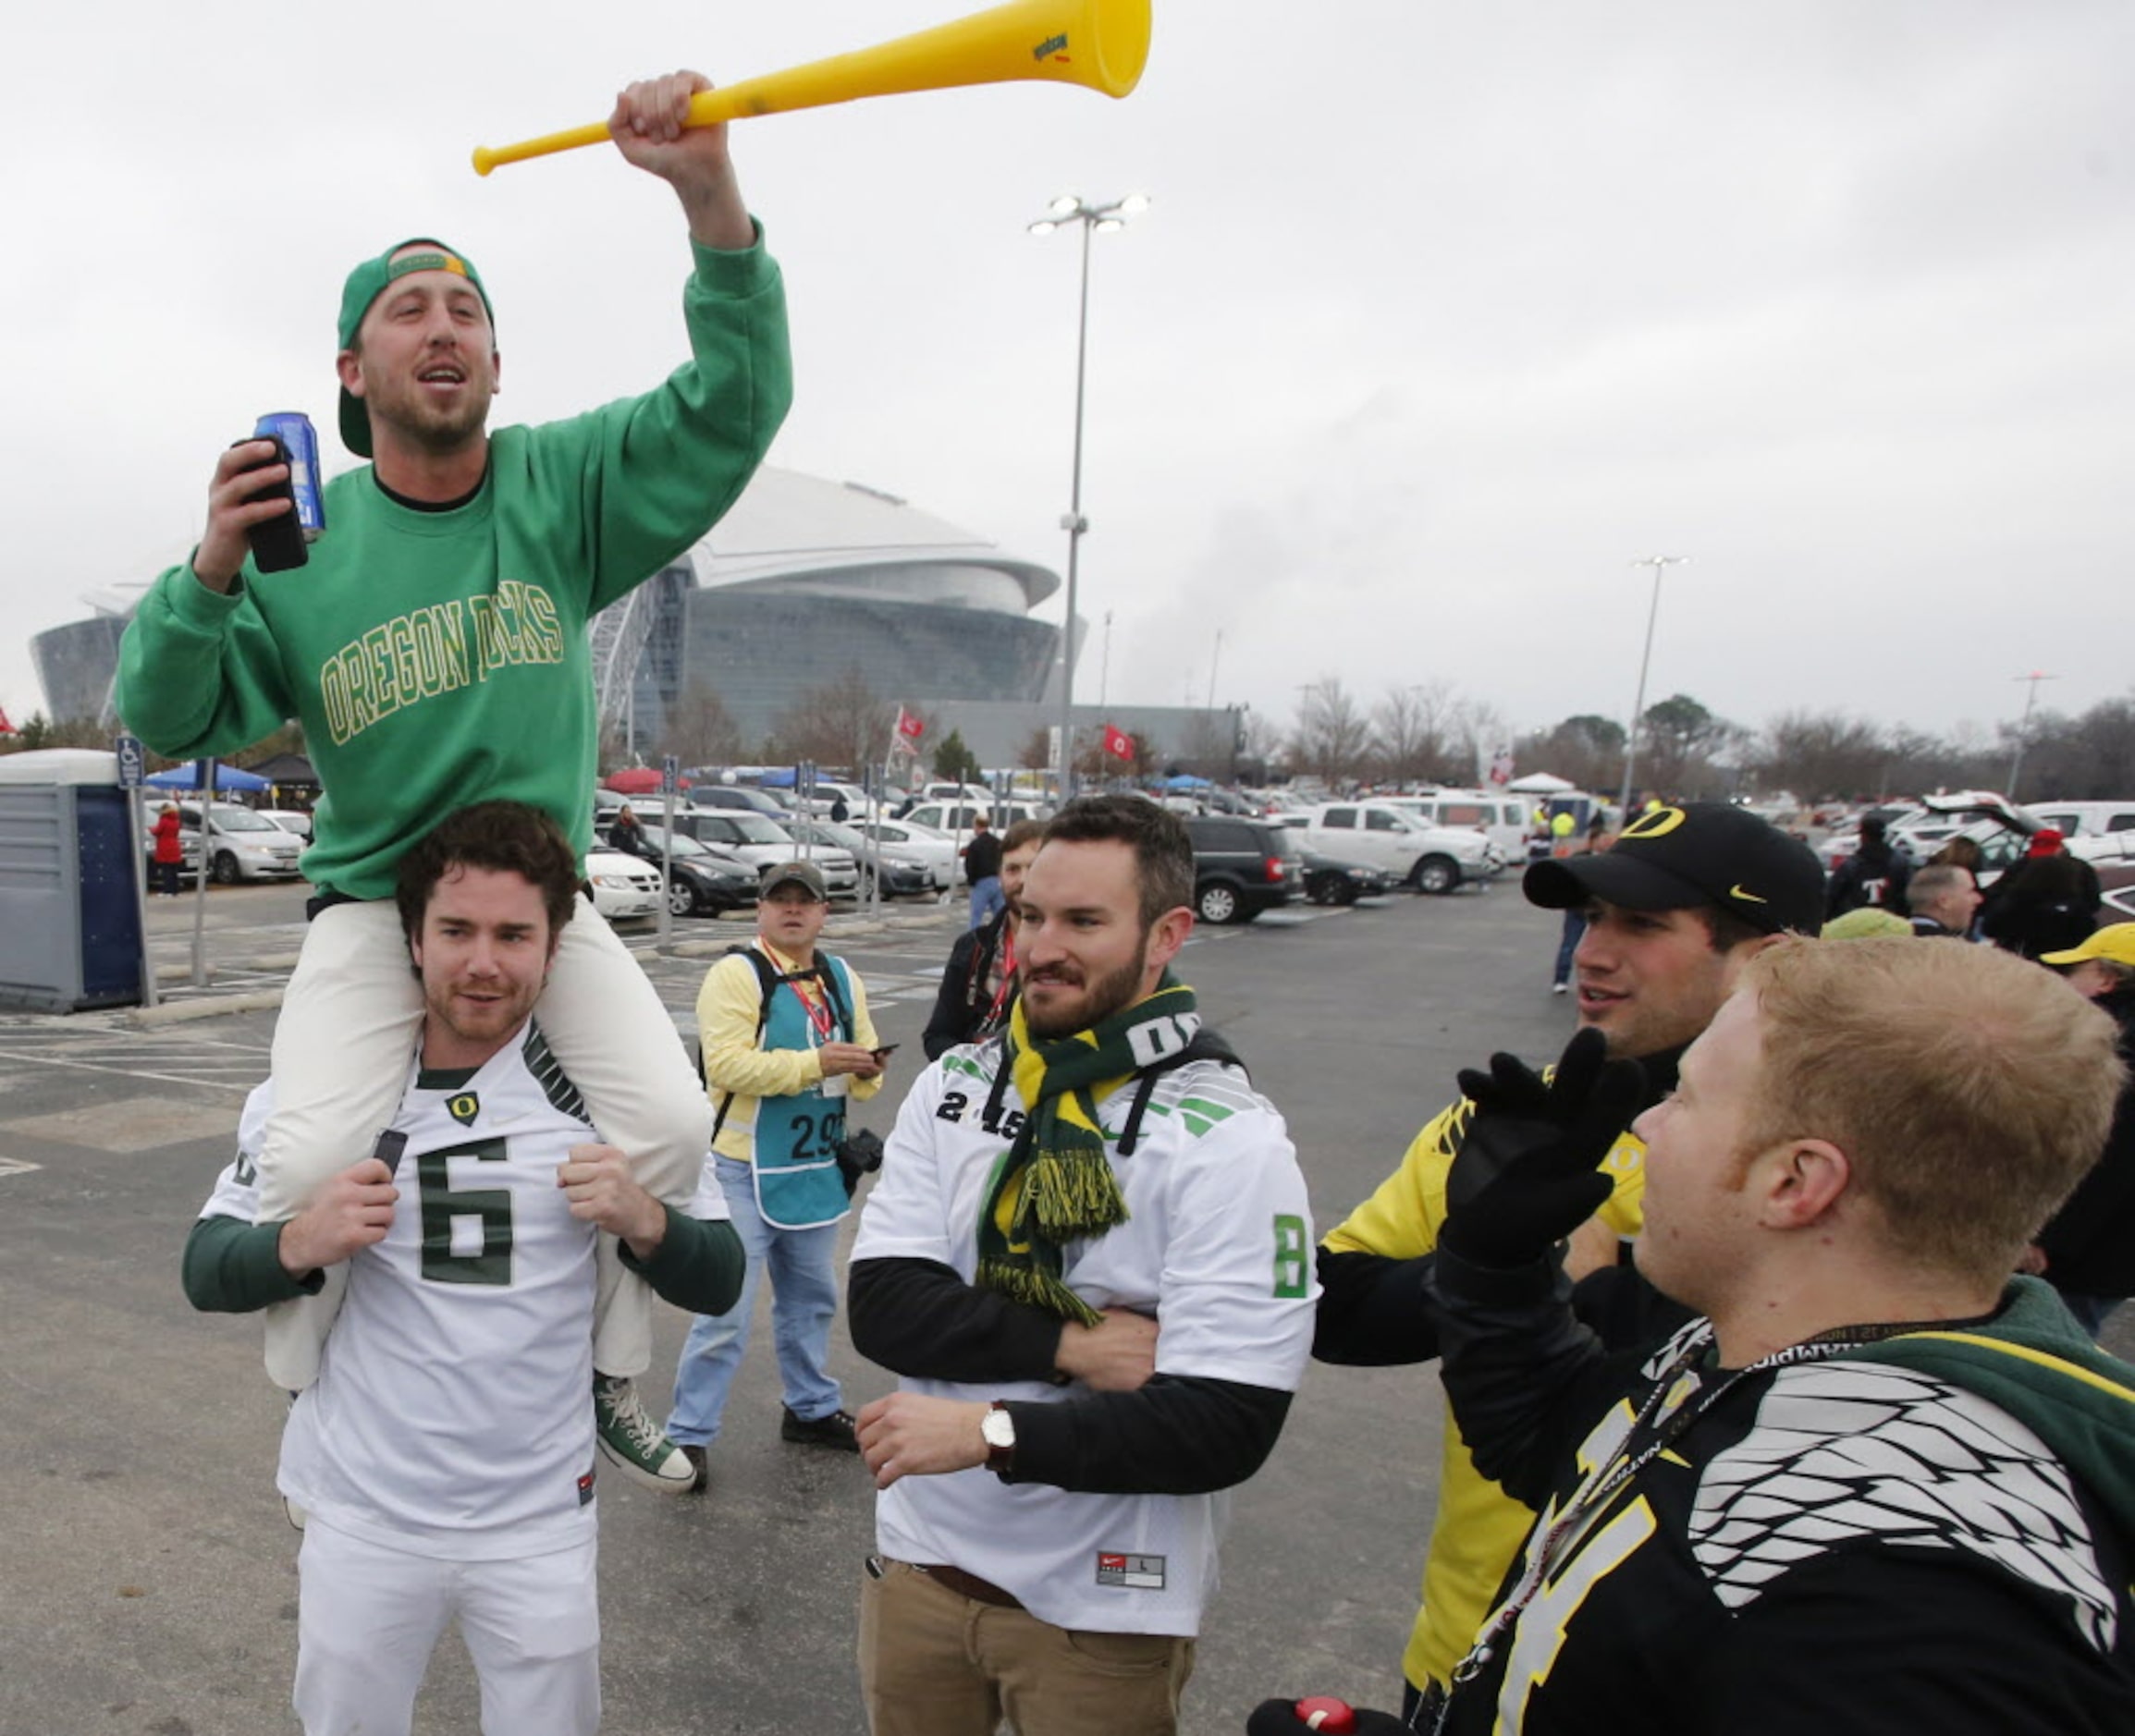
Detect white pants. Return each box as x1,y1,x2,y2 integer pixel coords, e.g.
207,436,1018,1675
295,1518,599,1736
256,896,709,1388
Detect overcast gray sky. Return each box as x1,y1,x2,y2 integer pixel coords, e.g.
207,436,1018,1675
5,1,2129,757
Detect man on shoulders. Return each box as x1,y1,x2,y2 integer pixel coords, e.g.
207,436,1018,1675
665,861,885,1486
1311,802,1824,1722
849,796,1317,1735
182,801,745,1735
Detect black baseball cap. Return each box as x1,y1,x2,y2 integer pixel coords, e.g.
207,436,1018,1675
1524,802,1823,936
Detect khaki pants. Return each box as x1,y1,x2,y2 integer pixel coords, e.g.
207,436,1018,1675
256,895,709,1389
858,1557,1195,1736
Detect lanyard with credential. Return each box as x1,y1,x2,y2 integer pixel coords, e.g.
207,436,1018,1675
985,928,1018,1026
785,972,837,1045
1437,1314,1978,1726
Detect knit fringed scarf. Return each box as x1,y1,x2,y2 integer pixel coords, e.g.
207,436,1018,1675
975,975,1199,1327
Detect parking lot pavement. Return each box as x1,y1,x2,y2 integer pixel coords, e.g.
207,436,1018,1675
6,882,2121,1734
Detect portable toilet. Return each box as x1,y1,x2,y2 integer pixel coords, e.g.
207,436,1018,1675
0,749,147,1011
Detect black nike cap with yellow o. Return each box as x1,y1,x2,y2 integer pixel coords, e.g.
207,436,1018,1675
1524,801,1825,936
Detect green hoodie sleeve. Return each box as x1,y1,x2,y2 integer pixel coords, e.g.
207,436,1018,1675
542,226,792,617
114,566,300,761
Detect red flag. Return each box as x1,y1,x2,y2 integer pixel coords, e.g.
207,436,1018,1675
1102,724,1134,763
0,706,14,736
895,705,924,743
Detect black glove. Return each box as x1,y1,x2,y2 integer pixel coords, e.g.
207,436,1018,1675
1440,1026,1646,1269
1245,1698,1407,1736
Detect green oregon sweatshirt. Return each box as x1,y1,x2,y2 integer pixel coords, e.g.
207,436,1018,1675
115,231,791,900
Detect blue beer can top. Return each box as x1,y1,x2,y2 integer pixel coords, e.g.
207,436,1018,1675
253,410,325,542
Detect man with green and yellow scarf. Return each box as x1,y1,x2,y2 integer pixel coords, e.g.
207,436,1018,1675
847,796,1318,1736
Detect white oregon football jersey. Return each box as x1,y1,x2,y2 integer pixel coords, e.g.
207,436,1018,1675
207,1023,605,1560
853,1042,1319,1636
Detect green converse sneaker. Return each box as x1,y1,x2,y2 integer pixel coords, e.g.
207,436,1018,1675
593,1375,696,1494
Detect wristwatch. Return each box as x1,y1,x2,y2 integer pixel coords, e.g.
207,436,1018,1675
980,1400,1016,1476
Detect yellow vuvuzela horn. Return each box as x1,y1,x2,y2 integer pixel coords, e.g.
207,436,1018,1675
472,0,1152,177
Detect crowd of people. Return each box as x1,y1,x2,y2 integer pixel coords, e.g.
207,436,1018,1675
119,64,2135,1736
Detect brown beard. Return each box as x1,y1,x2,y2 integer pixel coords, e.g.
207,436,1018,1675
1022,941,1147,1041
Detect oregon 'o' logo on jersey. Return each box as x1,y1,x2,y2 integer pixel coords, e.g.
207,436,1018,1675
448,1092,481,1127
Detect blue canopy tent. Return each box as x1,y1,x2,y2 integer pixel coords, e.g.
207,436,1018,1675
143,760,272,792
1162,773,1214,790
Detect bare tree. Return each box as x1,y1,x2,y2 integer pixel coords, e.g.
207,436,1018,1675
1239,710,1286,782
1371,684,1442,784
1291,675,1371,786
662,683,742,771
1018,727,1053,772
1752,711,1889,803
769,665,896,774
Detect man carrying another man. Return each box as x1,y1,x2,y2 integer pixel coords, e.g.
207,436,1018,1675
119,70,790,1493
182,802,745,1735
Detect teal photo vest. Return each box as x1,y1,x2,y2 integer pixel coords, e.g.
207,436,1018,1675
750,955,856,1230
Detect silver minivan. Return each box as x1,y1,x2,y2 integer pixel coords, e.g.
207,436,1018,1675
180,801,306,884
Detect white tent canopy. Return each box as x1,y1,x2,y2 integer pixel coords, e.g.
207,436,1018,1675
1505,771,1577,794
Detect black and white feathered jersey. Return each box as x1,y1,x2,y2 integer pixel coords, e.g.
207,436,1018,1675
1432,1254,2135,1735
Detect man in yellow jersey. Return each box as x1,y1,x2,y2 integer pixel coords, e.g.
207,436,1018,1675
1309,802,1824,1726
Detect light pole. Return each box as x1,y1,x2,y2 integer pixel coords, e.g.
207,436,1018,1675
2006,670,2056,801
1616,554,1688,821
1028,190,1147,799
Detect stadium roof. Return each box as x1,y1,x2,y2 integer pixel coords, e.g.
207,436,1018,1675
688,468,1058,611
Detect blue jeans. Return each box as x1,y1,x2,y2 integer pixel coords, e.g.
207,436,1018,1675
968,876,1005,932
666,1155,843,1447
1553,910,1588,986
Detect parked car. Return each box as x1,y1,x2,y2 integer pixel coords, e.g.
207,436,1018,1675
1300,801,1499,894
584,848,661,923
676,811,861,899
617,824,759,917
902,800,1046,835
259,809,314,840
1182,815,1303,924
856,817,957,893
789,817,942,899
179,801,305,884
689,784,791,818
2027,800,2135,843
1381,789,1533,862
1299,850,1394,906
